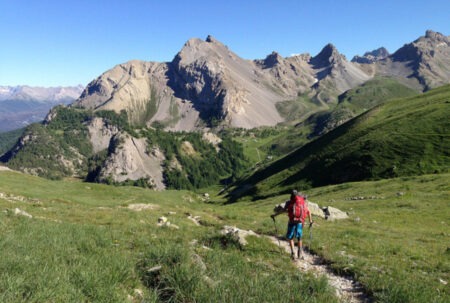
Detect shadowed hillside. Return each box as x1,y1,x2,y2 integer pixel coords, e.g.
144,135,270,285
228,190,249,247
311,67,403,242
228,84,450,201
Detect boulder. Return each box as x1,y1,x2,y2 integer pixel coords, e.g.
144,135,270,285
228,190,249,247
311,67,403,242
221,225,259,246
13,208,32,218
272,200,349,221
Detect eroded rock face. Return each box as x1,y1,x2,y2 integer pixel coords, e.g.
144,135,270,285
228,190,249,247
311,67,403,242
87,117,119,153
98,133,166,189
75,61,182,128
169,36,285,128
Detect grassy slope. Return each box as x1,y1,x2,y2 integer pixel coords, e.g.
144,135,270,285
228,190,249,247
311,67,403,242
231,126,311,166
310,77,419,136
235,78,419,177
338,76,419,113
1,170,448,302
229,84,450,200
0,171,337,303
295,174,450,303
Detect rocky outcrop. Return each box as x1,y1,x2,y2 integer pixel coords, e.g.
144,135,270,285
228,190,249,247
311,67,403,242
272,200,349,221
98,133,166,189
221,225,259,246
87,117,119,153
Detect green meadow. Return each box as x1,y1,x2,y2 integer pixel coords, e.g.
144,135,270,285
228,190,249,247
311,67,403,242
0,170,448,302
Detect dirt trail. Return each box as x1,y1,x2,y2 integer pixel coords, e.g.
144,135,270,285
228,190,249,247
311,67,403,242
194,215,371,302
268,236,372,303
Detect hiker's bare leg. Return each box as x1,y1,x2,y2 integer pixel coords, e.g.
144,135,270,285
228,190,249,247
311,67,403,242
297,239,303,259
289,239,295,254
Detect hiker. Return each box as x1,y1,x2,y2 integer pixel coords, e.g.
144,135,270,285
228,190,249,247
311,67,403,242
271,190,313,260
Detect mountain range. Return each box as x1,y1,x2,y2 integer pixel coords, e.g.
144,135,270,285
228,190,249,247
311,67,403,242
1,30,449,189
73,30,449,130
0,85,83,132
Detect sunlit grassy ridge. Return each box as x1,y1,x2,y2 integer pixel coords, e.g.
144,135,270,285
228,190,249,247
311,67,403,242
338,76,419,114
1,170,448,302
310,77,419,136
229,84,450,200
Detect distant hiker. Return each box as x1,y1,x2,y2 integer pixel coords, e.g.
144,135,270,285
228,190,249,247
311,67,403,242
271,190,313,260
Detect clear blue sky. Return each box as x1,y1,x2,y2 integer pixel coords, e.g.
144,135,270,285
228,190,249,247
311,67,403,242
1,0,448,87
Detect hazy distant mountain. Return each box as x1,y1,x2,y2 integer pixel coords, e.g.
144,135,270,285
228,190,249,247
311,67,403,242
0,85,83,132
73,31,449,130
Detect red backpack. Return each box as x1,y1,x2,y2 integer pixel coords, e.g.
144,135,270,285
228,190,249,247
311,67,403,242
288,195,305,223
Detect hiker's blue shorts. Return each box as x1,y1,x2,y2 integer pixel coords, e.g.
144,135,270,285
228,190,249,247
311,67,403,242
286,222,303,240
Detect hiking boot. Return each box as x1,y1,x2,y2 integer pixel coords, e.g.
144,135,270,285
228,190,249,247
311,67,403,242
297,248,304,260
290,252,295,260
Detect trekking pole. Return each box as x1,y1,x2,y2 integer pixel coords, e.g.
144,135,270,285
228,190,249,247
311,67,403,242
308,222,313,252
271,215,283,254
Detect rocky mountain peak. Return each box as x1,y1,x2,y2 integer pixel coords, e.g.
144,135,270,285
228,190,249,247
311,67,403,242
389,30,450,90
351,47,390,64
172,36,230,67
392,30,450,61
320,43,339,56
260,51,284,68
424,30,448,42
311,43,344,68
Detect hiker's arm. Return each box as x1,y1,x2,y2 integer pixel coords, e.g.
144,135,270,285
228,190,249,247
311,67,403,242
271,200,289,218
308,211,314,226
270,208,285,218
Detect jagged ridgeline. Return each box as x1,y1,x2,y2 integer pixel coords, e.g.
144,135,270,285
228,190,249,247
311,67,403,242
1,106,249,189
228,84,450,201
73,31,450,132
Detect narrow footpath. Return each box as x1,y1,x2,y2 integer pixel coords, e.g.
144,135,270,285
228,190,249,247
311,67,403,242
268,236,372,303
